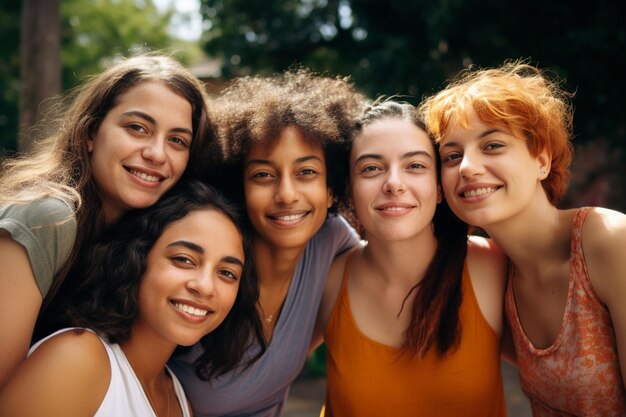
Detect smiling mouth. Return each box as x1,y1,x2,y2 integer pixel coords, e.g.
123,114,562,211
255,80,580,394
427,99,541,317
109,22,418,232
462,186,499,198
270,212,309,222
128,168,162,183
172,301,209,317
377,206,412,212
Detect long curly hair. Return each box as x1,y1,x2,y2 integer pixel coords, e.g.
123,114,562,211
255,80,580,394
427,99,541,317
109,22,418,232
351,100,468,357
419,60,574,205
199,68,367,212
47,181,265,379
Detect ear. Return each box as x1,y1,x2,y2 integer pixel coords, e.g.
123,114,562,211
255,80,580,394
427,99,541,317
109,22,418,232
326,188,333,209
536,149,551,180
437,183,443,204
86,135,94,153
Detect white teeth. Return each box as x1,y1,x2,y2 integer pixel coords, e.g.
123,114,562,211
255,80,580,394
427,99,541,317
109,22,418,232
463,187,497,198
130,169,160,182
275,213,306,221
380,207,406,211
174,302,208,317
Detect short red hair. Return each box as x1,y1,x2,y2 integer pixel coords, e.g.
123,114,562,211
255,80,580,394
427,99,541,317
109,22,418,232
419,61,574,205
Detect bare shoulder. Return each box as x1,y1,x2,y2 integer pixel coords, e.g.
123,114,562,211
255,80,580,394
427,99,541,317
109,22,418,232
581,207,626,302
33,329,110,367
314,244,363,344
0,329,111,416
467,235,507,274
466,235,508,336
582,207,626,248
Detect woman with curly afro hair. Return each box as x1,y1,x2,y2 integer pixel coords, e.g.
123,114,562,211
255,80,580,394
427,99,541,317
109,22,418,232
170,69,366,417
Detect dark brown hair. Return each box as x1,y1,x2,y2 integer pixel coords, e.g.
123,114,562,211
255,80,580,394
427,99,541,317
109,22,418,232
353,100,468,356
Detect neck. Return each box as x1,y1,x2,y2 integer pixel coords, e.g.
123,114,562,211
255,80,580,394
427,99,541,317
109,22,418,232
120,328,177,385
253,235,306,286
363,229,438,287
483,197,571,276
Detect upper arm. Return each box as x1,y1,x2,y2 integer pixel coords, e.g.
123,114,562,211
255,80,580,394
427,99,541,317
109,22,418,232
581,207,626,389
466,236,508,337
310,248,356,353
0,231,42,388
0,329,111,417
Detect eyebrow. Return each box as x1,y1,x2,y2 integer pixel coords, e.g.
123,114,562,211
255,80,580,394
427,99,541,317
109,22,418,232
222,256,245,269
168,240,204,254
244,155,323,168
354,150,433,164
167,241,244,268
440,128,502,149
122,110,193,136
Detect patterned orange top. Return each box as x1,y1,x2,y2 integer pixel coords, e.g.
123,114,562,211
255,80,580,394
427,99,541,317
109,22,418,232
505,207,626,416
322,257,506,417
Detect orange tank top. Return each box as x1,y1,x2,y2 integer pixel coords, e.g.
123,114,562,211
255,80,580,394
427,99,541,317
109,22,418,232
505,207,626,416
323,256,506,417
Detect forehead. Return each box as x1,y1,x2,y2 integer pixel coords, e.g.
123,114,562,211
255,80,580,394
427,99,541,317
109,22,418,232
154,209,242,252
246,126,325,161
354,118,433,154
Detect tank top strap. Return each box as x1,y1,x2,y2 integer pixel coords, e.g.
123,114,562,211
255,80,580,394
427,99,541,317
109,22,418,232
569,207,603,304
571,207,592,253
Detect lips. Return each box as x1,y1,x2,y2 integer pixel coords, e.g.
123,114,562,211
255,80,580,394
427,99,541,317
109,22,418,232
457,184,502,200
375,202,415,211
171,299,213,319
271,212,307,221
267,210,310,225
126,167,165,183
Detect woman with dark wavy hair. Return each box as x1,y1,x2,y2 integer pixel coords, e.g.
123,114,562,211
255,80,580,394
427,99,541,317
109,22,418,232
0,181,257,417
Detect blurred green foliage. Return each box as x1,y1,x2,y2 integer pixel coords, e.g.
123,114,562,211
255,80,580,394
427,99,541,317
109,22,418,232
199,0,626,209
0,0,197,154
0,0,22,154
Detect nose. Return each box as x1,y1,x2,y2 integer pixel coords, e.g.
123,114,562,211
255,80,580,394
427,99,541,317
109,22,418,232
274,175,300,204
141,136,167,165
186,270,216,297
458,151,485,179
383,167,405,194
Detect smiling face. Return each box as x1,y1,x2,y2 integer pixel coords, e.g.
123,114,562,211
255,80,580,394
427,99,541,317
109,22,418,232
439,111,549,228
134,209,244,348
243,126,333,252
350,118,440,242
87,81,193,225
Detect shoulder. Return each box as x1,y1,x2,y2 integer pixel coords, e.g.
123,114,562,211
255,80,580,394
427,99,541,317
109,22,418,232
0,196,77,242
466,235,507,291
466,235,508,336
467,235,507,273
0,197,77,295
317,245,362,336
29,329,111,381
0,329,110,416
1,196,75,227
580,207,626,302
581,207,626,251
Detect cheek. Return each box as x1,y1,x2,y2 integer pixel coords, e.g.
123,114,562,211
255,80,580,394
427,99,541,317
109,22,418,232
440,169,458,198
171,151,190,177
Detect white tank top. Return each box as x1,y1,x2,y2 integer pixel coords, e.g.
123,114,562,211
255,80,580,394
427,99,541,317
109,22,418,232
30,328,192,417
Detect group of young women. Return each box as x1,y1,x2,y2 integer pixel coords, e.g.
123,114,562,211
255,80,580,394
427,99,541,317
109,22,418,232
0,53,623,417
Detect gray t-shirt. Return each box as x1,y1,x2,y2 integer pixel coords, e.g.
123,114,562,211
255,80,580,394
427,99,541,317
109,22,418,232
170,214,359,417
0,197,77,296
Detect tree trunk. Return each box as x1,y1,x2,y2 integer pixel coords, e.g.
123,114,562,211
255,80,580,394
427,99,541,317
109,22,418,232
19,0,61,153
